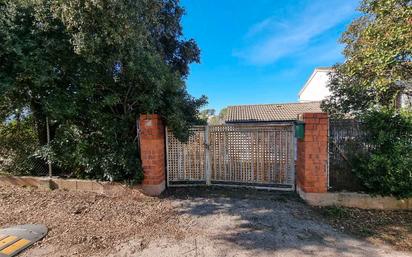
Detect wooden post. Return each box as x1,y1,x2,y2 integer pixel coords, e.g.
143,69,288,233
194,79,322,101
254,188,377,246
205,125,211,185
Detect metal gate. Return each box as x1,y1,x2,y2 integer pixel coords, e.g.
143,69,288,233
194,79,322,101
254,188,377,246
166,124,295,190
328,119,365,192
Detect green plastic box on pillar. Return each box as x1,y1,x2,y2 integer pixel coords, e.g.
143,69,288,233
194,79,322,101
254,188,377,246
295,122,305,139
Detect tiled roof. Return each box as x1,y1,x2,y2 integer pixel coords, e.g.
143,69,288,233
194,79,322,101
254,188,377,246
225,102,322,123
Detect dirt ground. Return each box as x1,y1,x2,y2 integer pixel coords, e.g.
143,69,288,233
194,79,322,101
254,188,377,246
316,206,412,252
0,185,411,257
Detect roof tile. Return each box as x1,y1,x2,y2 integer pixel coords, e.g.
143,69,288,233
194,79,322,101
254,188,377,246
225,102,323,122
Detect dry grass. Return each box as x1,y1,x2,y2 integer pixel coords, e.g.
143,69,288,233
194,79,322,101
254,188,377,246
317,206,412,252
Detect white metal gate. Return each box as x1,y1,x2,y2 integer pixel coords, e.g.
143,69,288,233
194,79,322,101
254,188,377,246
166,124,295,190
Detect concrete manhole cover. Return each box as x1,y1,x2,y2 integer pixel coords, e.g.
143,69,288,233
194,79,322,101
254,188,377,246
0,224,47,257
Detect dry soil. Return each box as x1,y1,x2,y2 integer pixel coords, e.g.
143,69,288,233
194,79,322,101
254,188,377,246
0,185,411,257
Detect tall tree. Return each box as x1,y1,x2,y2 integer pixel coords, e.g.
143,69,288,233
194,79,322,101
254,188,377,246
0,0,206,181
321,0,412,198
322,0,412,116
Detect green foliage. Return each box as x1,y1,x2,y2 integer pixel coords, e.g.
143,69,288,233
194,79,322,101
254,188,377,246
322,206,349,219
322,0,412,115
350,108,412,198
0,117,44,175
208,108,227,125
321,0,412,197
0,0,206,181
199,109,215,122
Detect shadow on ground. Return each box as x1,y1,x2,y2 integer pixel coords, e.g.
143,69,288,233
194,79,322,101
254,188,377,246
316,205,412,252
160,186,410,257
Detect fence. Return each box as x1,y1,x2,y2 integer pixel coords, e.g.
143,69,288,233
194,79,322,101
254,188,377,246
0,118,51,177
166,126,206,183
328,119,365,192
166,123,295,190
4,113,367,194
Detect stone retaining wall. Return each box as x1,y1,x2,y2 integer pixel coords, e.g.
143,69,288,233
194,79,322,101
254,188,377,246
0,175,143,198
297,187,412,210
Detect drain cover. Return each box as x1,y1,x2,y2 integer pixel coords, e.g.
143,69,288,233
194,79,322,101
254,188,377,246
0,224,47,257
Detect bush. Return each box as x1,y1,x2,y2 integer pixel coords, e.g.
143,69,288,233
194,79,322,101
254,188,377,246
350,108,412,198
0,117,46,175
48,120,143,184
0,115,144,185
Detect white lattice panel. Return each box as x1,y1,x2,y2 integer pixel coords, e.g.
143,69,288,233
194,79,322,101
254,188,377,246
166,124,295,190
166,127,206,185
208,124,295,188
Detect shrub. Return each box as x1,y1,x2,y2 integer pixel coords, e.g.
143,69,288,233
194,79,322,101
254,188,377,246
350,108,412,198
47,121,143,184
0,115,144,184
0,117,45,175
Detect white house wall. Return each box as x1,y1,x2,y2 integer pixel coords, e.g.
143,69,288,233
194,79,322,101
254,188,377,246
299,70,332,102
299,68,412,109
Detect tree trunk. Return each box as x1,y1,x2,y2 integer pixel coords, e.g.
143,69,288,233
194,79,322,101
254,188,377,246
30,100,48,146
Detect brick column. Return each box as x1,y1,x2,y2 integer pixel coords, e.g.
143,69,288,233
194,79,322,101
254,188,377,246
296,113,328,193
139,114,166,196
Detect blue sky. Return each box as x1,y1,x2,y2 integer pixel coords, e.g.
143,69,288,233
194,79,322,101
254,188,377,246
180,0,360,112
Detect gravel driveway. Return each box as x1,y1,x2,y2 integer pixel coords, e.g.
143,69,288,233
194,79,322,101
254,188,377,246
1,185,410,257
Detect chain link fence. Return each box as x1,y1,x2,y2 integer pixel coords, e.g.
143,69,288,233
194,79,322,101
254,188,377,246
0,117,51,177
0,154,49,176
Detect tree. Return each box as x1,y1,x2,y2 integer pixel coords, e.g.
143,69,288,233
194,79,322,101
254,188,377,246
322,0,412,116
208,108,227,125
199,109,215,123
0,0,206,181
321,0,412,197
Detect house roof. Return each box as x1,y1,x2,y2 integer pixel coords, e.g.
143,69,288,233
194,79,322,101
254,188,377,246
225,102,322,123
298,67,333,97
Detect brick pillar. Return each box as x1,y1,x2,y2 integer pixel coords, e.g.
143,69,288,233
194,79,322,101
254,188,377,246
296,113,328,193
139,114,166,196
